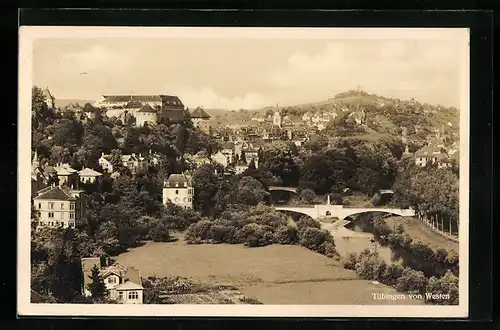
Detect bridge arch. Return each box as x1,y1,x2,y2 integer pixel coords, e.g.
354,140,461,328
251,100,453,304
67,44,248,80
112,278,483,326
268,186,298,194
274,207,317,220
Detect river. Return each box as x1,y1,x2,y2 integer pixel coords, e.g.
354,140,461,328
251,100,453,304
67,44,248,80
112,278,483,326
322,214,456,278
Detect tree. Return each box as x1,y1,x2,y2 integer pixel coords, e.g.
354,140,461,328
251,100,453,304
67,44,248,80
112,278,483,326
150,222,171,242
298,188,317,204
87,265,107,301
236,176,270,206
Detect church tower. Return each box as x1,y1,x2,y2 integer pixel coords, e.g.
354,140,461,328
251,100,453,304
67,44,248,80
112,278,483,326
273,106,282,128
32,150,40,173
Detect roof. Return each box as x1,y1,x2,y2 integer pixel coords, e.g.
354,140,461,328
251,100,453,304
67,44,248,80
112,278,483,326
190,107,211,119
103,95,161,103
78,168,103,177
56,167,77,176
160,95,184,107
137,103,157,113
114,281,144,291
34,186,77,201
414,145,439,158
165,173,192,187
125,101,144,109
121,154,138,162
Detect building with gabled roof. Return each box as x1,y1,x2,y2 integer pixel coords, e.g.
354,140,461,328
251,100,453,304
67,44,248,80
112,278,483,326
163,173,194,209
189,106,211,133
135,103,158,127
33,185,87,229
81,259,144,304
78,168,103,184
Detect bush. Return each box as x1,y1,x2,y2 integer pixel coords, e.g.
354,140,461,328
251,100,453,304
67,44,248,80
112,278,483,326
396,268,427,294
433,248,448,263
380,264,404,286
445,250,459,267
185,220,213,243
425,271,459,305
149,223,171,242
299,228,336,255
318,241,338,258
295,216,321,232
342,252,358,270
235,223,268,247
409,241,435,261
210,225,237,243
273,224,299,245
298,188,317,204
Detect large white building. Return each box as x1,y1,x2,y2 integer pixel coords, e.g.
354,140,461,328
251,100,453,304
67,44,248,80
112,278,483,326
33,185,87,229
162,173,194,209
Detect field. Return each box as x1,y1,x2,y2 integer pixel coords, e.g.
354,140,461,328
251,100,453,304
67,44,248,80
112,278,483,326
384,216,459,252
115,240,423,305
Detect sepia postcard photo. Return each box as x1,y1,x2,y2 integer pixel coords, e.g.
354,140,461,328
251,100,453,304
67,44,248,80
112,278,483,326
18,26,469,318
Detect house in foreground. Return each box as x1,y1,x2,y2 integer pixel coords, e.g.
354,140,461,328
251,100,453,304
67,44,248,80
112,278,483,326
81,257,144,304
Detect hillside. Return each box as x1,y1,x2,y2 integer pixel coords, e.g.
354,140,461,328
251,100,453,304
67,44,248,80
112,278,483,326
204,90,459,144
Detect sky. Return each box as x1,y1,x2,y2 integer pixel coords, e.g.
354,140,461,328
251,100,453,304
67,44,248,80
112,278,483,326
31,28,469,110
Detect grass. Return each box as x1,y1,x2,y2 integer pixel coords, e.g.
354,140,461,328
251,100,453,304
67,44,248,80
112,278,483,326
116,240,424,305
384,216,459,252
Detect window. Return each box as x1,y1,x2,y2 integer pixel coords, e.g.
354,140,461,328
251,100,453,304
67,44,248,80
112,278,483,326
61,203,64,210
60,212,64,219
69,212,75,219
69,222,75,228
175,190,179,195
128,291,138,300
49,203,54,209
51,222,54,226
119,292,124,300
70,203,75,210
38,203,41,209
48,212,54,218
108,277,116,284
188,197,192,202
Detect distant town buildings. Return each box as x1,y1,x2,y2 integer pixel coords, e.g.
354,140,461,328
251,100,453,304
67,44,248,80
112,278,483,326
94,94,186,124
163,173,194,209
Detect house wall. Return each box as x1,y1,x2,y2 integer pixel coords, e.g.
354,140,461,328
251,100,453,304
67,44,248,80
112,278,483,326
136,112,158,127
80,175,98,184
104,274,121,291
117,289,144,304
99,158,114,173
163,186,194,209
34,199,76,229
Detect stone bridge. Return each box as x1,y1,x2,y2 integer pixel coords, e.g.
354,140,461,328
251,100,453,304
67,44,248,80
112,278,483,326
268,186,298,194
275,204,415,221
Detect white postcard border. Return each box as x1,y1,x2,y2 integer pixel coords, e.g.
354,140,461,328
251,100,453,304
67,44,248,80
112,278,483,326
18,26,470,318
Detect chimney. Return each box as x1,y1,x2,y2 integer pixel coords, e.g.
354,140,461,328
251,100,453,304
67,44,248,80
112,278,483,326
327,194,331,205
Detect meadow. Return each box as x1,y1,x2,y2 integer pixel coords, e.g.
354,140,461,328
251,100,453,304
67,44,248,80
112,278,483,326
116,239,424,305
